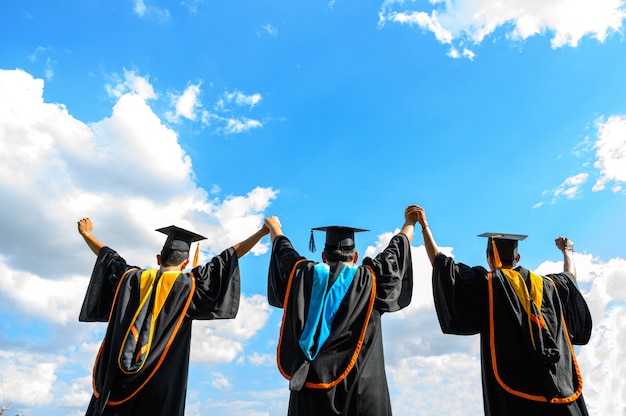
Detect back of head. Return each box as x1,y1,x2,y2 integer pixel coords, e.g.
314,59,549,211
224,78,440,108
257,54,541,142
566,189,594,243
160,249,189,267
323,247,357,263
479,232,527,268
310,225,368,263
156,225,206,267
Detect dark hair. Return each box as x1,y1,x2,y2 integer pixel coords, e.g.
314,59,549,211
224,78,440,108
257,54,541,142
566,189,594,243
486,240,516,265
160,249,189,267
324,248,356,263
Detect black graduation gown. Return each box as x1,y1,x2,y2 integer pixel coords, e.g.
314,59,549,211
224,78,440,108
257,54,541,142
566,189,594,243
79,246,240,416
268,234,413,416
432,253,592,416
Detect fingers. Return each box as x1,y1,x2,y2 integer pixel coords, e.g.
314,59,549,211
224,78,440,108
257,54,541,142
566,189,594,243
555,236,574,251
77,217,93,234
264,216,281,229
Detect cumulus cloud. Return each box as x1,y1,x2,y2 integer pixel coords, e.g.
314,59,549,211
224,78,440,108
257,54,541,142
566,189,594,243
0,260,87,324
0,351,60,406
0,68,276,413
190,295,272,365
378,0,626,57
388,354,483,415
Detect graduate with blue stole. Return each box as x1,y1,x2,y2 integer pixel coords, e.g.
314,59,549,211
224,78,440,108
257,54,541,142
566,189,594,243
264,205,419,416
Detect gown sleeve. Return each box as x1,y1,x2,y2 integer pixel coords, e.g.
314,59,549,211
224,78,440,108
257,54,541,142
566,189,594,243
267,235,306,308
362,233,413,312
79,247,135,322
545,272,592,345
431,252,488,335
187,247,241,320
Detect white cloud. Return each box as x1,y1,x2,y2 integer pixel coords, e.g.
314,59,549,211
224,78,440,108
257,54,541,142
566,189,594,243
132,0,170,19
0,260,87,324
379,0,626,57
105,69,156,100
221,117,263,135
247,352,274,366
55,376,92,408
542,112,626,203
553,172,589,199
181,0,206,15
0,68,276,413
162,86,265,135
0,351,59,406
191,295,272,364
261,24,279,38
177,84,202,120
224,91,263,109
167,83,203,122
134,0,147,16
388,354,483,415
210,373,232,389
592,115,626,192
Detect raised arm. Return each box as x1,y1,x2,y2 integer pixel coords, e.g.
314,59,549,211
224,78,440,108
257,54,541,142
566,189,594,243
400,204,420,244
555,236,576,279
232,225,270,258
77,217,105,256
264,216,284,244
416,205,440,266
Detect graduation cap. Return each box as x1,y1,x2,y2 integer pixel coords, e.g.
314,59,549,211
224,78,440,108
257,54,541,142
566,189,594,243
156,225,207,267
478,232,527,268
156,225,206,252
309,226,369,253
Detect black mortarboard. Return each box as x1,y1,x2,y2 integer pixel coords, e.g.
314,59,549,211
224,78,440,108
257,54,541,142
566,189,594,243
478,232,527,267
156,225,206,253
309,226,369,253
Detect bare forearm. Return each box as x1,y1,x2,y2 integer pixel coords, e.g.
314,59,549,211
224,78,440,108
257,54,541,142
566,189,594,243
563,250,576,278
264,216,283,244
399,221,415,244
555,236,576,279
233,227,269,258
81,232,105,256
421,223,439,266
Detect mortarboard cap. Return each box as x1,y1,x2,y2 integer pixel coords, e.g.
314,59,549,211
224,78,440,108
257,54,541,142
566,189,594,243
156,225,206,253
478,232,527,267
309,226,369,253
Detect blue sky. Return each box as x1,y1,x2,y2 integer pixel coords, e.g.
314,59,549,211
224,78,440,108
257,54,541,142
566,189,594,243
1,0,625,415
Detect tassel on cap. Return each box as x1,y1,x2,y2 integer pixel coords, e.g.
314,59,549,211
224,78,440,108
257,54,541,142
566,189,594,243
193,243,200,268
309,230,316,253
491,239,502,269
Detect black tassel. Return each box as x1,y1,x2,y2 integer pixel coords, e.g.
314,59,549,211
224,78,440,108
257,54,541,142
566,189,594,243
309,230,316,252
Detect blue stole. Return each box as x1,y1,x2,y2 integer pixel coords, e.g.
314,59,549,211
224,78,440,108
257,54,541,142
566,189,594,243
299,263,358,361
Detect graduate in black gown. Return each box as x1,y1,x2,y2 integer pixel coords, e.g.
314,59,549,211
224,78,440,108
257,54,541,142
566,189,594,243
77,218,268,416
415,205,592,416
264,205,419,416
